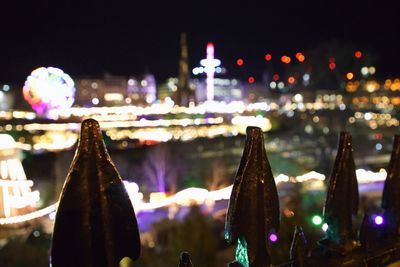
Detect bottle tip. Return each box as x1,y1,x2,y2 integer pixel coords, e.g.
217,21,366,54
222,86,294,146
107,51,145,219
339,131,352,144
79,119,102,143
81,118,100,128
246,126,262,135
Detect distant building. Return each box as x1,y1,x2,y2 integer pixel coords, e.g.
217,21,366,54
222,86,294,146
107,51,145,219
158,77,243,103
241,83,271,102
0,84,14,110
344,78,400,108
158,77,196,103
158,78,178,101
127,74,157,105
74,76,123,106
195,78,243,102
74,74,157,107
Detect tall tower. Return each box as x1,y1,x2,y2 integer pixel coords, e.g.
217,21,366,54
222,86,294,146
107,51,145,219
176,33,194,106
204,42,216,101
192,42,222,102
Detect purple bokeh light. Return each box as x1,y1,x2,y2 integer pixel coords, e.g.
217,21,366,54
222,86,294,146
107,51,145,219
374,215,384,225
269,233,278,242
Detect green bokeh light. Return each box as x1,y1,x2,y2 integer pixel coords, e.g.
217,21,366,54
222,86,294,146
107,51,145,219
312,215,323,225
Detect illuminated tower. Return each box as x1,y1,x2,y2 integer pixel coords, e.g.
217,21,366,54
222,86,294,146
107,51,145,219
0,134,40,218
176,33,194,106
205,43,216,101
192,42,222,101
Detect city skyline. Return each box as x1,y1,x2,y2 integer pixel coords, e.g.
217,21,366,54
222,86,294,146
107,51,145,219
0,1,399,84
2,2,400,265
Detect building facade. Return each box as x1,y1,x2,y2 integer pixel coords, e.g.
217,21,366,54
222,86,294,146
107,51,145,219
74,74,157,107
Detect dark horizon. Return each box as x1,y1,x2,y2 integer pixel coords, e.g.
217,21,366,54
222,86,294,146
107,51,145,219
1,1,399,84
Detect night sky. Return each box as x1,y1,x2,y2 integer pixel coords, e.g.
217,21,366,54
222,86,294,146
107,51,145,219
1,1,399,84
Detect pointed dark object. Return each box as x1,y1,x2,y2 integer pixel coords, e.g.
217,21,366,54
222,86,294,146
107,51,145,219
359,214,381,250
225,126,280,266
51,119,141,267
178,251,194,267
289,226,308,267
321,132,358,254
382,135,400,238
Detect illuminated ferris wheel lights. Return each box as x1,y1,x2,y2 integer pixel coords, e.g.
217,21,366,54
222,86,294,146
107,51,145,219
22,67,76,116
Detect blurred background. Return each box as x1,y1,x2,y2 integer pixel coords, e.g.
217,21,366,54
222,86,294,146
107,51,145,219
0,1,399,266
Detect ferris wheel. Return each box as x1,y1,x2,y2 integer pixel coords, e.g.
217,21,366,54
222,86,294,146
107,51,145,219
22,67,76,116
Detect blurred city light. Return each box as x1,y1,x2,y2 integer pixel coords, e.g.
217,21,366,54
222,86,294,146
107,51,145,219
269,233,278,242
281,55,291,64
373,215,384,226
346,72,354,80
312,215,323,226
296,52,305,62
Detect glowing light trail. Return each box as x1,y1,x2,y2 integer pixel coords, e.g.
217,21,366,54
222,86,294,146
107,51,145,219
0,169,387,225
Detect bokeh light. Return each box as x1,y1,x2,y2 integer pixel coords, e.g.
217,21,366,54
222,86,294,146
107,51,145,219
281,56,291,64
22,67,75,116
296,52,305,62
374,215,384,225
346,72,354,80
312,215,323,225
269,233,278,242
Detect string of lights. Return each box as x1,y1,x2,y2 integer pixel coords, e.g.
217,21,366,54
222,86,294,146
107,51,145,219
0,169,387,225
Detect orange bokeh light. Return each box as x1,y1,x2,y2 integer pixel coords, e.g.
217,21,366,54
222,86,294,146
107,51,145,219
346,72,354,80
281,56,291,64
296,52,305,62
